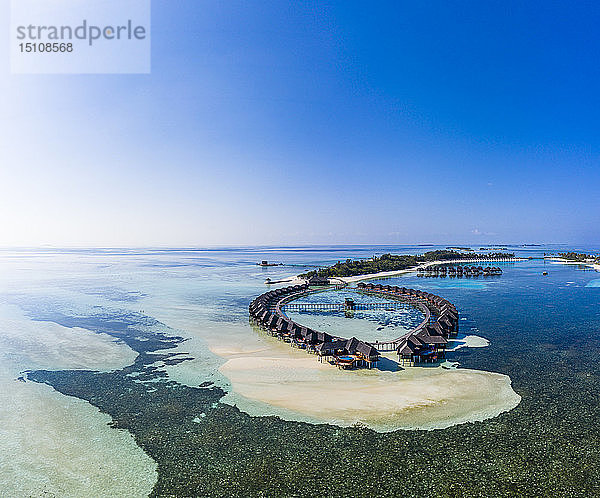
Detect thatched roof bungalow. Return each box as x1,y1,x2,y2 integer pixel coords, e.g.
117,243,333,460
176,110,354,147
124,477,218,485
308,275,329,286
355,341,380,362
276,318,290,332
316,340,347,356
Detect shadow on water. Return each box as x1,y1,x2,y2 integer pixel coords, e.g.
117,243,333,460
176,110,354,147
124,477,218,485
375,356,447,372
375,356,401,372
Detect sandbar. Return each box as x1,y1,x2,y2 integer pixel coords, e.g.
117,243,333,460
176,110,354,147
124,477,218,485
208,330,521,431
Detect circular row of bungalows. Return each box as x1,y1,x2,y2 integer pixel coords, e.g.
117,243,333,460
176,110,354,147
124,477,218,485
419,265,503,276
249,284,381,370
356,282,460,366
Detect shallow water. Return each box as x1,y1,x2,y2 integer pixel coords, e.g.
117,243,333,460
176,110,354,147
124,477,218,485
1,245,599,495
0,301,157,497
286,288,425,342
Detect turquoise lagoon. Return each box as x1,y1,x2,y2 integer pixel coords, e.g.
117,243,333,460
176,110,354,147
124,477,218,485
1,244,600,496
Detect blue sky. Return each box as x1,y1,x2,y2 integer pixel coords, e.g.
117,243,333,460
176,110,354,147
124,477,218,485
1,1,599,246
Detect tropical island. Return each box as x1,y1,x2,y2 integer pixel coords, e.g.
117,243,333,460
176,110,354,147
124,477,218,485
549,252,600,273
557,252,599,263
241,248,521,431
300,250,515,279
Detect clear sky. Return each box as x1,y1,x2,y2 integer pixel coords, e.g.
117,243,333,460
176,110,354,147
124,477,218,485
1,1,599,247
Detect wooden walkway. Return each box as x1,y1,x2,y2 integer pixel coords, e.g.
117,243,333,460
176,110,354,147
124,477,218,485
282,301,413,312
280,290,434,352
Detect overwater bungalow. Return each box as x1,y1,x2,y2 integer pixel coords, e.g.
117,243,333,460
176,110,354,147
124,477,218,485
316,340,348,360
305,332,319,352
397,335,425,366
416,326,448,352
444,310,459,324
355,341,380,368
316,331,333,343
396,328,446,365
304,330,317,343
430,322,446,337
308,275,330,286
251,281,458,370
290,329,306,348
275,318,290,333
334,341,379,369
438,316,455,334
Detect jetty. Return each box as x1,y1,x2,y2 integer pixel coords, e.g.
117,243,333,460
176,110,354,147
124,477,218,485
282,301,416,312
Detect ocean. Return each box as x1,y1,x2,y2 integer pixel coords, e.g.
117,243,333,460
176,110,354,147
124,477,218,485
1,244,599,496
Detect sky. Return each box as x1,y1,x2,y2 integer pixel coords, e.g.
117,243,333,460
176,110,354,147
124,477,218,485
1,1,599,247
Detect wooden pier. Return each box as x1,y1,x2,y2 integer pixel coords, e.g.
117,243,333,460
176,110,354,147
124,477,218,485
282,301,414,312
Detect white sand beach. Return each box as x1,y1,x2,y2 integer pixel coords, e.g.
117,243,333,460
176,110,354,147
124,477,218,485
547,257,600,272
153,258,523,432
277,257,527,286
216,338,520,431
447,334,490,351
162,318,523,432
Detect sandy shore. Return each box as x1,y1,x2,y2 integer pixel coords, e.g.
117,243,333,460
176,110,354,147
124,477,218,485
274,257,526,286
209,258,525,430
546,257,600,272
340,258,527,284
185,322,523,432
217,340,520,431
447,333,490,351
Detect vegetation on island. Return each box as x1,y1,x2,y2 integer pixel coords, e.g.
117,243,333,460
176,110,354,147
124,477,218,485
301,250,515,279
558,252,599,263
